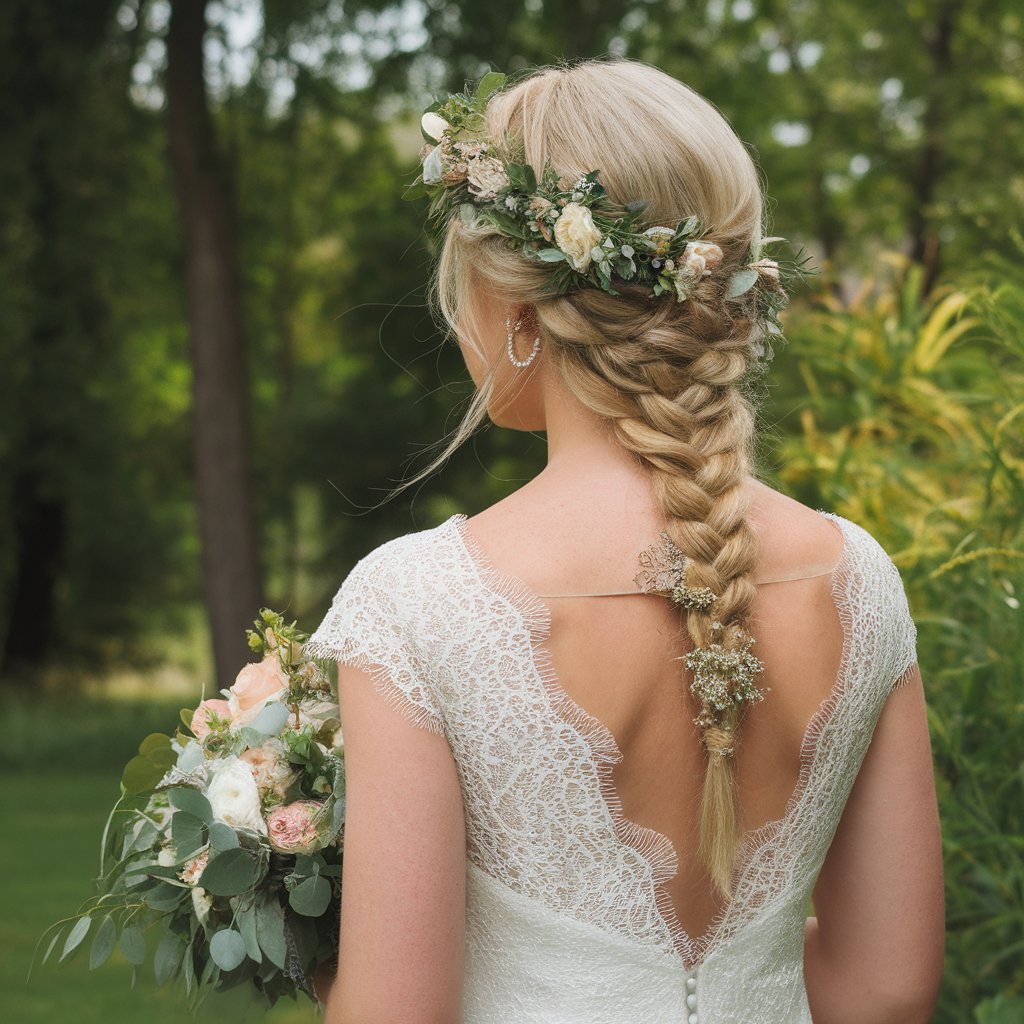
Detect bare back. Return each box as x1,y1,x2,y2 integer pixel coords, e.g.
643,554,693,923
462,478,848,948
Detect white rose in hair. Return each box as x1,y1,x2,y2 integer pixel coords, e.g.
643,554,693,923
206,756,268,835
466,156,510,200
553,202,603,272
420,112,450,141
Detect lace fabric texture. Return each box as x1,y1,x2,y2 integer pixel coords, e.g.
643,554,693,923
304,510,919,1023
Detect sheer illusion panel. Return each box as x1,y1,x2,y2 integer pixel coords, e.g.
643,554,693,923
449,510,912,969
304,542,447,736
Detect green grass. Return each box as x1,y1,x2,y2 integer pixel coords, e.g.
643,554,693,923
0,696,315,1023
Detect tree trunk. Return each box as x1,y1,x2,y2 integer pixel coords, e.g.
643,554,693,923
166,0,264,687
909,0,961,294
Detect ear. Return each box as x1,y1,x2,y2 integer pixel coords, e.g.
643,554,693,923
516,304,539,335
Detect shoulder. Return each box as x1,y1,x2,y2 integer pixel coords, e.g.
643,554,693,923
306,514,462,656
331,515,461,603
814,508,920,690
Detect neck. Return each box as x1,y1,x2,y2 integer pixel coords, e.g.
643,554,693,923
533,361,655,494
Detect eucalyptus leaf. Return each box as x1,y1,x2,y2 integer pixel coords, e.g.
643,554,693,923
255,895,288,970
237,908,262,963
208,821,240,852
154,933,184,986
123,863,183,880
122,754,167,795
175,740,204,773
725,268,759,299
183,941,195,995
139,733,171,755
209,929,247,972
536,248,566,262
247,702,289,737
41,929,63,965
169,787,213,825
89,916,117,970
144,880,189,910
199,848,259,897
288,875,333,918
59,916,91,963
119,926,146,966
171,811,206,859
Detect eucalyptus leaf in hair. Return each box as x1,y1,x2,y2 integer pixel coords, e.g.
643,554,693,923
405,68,819,359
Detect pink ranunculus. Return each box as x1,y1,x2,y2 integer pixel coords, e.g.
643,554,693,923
228,656,289,727
266,800,326,854
191,699,232,740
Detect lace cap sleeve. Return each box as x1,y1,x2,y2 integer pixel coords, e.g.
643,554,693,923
860,527,919,695
886,558,919,694
303,543,446,735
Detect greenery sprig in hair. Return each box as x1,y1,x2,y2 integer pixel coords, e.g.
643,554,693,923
403,70,817,358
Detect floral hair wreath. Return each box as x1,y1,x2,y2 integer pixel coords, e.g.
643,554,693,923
403,70,816,361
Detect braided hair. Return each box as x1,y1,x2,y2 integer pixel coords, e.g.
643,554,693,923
418,56,777,897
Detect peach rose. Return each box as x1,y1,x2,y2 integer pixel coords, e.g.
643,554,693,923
266,800,326,854
240,739,296,796
191,699,232,740
684,240,724,274
228,656,289,727
180,850,209,887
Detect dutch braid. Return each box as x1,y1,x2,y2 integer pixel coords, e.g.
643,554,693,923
406,57,780,898
539,276,763,898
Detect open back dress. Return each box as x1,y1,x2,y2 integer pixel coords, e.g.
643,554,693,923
305,509,919,1024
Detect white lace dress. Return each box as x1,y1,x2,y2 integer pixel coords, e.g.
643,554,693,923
304,510,918,1024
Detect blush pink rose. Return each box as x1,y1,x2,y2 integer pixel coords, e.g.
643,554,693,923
266,800,326,854
191,699,232,740
228,656,289,726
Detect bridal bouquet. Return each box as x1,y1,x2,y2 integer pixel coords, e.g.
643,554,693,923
34,609,345,1012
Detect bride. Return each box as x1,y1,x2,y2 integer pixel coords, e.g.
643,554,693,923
306,56,944,1023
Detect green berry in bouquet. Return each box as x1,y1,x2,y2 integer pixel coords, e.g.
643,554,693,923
33,609,346,1013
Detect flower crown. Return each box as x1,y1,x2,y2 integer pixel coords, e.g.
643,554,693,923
403,70,815,358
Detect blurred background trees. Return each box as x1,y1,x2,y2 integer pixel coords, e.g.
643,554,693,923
0,1,1021,1019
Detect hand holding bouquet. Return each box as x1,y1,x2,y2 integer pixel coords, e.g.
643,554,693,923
35,610,344,1012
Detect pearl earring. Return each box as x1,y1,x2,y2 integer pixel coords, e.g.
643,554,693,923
505,314,541,368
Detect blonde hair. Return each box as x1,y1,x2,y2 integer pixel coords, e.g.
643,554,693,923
408,55,773,897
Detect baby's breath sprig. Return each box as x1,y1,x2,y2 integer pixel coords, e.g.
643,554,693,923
404,69,818,355
684,623,767,736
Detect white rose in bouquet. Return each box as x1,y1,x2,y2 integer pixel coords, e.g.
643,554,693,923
205,756,267,835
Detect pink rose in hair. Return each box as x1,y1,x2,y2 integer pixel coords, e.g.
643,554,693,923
266,800,326,854
191,699,232,740
228,656,289,727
